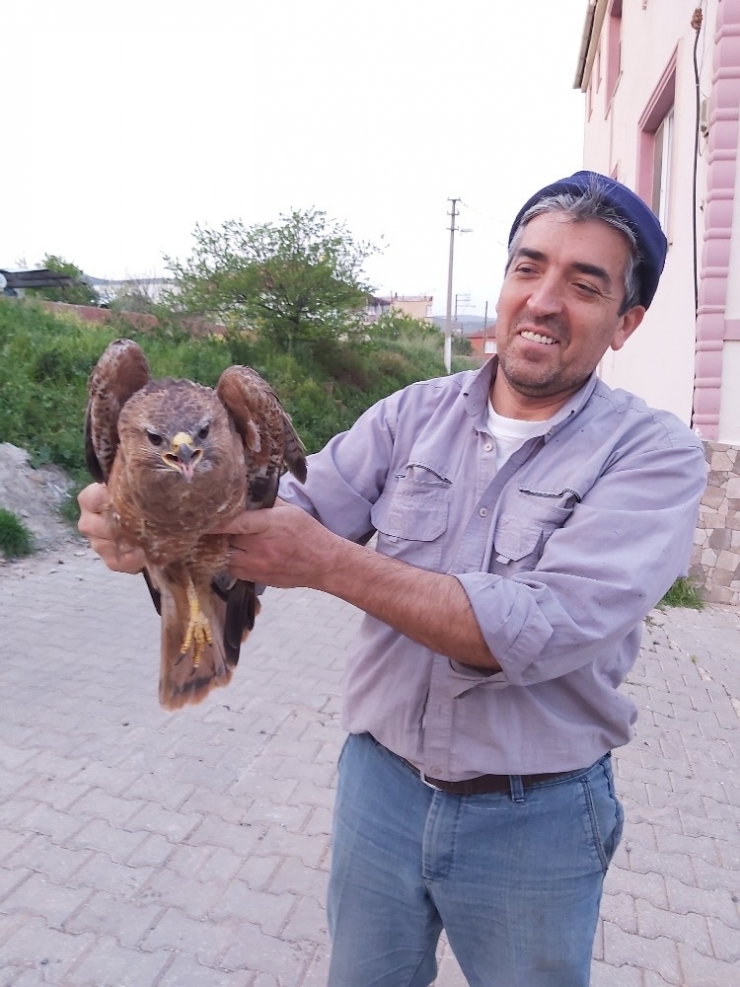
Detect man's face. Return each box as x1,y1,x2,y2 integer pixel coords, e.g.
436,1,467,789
493,212,645,416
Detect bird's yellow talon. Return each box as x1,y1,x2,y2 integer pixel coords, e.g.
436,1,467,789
181,582,213,669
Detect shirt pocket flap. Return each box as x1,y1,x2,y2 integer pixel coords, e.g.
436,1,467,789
371,484,449,542
493,502,573,563
493,514,542,562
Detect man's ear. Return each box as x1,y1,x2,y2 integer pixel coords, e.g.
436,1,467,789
611,305,646,352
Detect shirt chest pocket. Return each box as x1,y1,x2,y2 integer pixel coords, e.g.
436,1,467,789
371,468,450,570
491,490,577,573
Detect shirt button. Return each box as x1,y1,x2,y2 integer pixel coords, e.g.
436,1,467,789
431,765,442,776
479,507,488,517
484,442,493,452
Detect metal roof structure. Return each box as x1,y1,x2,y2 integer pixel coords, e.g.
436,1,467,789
0,268,75,291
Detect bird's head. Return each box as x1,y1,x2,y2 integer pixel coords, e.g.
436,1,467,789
147,426,208,483
116,379,231,489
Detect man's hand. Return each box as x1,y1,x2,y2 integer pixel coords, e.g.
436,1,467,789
213,499,341,589
77,483,146,574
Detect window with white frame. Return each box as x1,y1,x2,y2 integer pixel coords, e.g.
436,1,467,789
606,0,622,103
638,51,677,238
651,107,674,231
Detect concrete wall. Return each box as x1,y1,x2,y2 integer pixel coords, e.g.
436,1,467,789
39,301,223,337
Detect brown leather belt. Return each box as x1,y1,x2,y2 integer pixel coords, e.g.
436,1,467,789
394,752,572,796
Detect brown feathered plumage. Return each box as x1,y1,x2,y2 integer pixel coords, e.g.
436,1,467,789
84,338,307,710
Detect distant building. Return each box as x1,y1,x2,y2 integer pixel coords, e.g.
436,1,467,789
466,322,497,361
87,276,174,307
388,294,433,322
365,294,392,322
366,293,433,323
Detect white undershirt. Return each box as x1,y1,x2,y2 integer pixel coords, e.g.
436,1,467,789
486,396,579,470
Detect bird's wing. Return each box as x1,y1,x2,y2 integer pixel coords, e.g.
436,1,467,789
84,338,151,483
214,365,308,669
84,338,162,614
216,364,308,508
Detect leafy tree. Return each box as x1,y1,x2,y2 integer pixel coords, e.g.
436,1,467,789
108,279,160,315
32,255,99,306
165,209,378,352
452,333,473,356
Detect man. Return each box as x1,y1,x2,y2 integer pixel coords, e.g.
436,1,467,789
79,172,707,986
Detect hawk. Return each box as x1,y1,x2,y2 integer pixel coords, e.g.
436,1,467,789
84,338,307,710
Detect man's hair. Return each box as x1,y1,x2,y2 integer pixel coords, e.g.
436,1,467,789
506,185,642,315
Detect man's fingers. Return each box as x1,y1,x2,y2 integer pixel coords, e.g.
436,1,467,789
77,482,110,514
77,481,144,573
78,508,123,543
210,510,273,536
93,541,146,574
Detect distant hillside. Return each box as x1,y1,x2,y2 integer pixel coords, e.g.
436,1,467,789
431,314,496,335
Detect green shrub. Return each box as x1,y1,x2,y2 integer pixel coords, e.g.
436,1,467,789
0,300,118,481
658,577,704,610
0,509,34,559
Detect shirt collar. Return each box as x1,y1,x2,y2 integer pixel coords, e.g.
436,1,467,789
462,357,498,418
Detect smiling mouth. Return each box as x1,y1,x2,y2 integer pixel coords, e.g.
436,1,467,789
520,330,557,345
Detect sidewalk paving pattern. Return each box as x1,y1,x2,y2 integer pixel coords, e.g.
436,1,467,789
0,546,738,986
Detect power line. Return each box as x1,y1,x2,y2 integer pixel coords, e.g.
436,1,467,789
443,198,459,374
459,200,508,227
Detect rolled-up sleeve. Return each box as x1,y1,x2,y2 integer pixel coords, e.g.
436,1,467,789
457,439,707,686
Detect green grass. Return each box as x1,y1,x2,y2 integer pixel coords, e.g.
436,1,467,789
658,577,704,610
0,509,34,559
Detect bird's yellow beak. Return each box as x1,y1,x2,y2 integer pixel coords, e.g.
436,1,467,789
163,432,203,482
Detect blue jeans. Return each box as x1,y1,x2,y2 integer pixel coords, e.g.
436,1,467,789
327,732,623,987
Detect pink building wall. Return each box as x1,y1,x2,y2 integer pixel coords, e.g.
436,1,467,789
578,0,740,437
694,0,740,441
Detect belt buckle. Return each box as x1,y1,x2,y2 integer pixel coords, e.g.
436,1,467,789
419,770,443,791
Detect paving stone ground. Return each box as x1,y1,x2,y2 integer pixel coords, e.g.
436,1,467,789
0,545,738,986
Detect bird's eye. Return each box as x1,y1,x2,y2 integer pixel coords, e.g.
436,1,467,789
146,430,164,447
197,425,210,440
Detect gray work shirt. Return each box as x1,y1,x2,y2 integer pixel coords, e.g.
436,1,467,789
279,358,707,778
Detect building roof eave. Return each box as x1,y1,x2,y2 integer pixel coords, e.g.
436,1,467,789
574,0,608,92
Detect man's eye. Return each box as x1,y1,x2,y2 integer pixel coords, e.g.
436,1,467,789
146,430,163,446
575,282,598,295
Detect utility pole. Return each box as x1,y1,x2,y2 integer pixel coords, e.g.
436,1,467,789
443,198,459,374
482,300,489,356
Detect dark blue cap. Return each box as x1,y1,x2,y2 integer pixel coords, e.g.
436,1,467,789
508,171,668,309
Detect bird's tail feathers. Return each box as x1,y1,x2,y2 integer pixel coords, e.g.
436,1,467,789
156,574,234,711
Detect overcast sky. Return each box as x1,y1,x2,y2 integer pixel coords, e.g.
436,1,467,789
3,1,589,317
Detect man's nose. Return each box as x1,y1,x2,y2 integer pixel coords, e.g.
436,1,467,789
526,275,564,316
